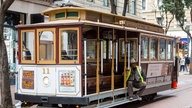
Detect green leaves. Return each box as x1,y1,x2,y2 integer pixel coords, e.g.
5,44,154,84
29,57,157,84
184,0,192,9
160,0,175,14
161,0,191,37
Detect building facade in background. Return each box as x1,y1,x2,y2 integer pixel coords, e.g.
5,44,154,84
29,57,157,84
141,0,192,57
54,0,142,19
5,0,54,72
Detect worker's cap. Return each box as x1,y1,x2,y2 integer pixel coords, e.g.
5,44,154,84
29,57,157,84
130,58,137,63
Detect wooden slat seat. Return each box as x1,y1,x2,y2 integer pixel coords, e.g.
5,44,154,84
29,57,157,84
100,76,111,91
102,63,112,76
82,75,124,94
82,63,97,77
82,62,112,77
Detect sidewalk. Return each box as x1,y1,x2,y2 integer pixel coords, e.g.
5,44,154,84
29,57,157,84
178,71,192,87
179,71,190,75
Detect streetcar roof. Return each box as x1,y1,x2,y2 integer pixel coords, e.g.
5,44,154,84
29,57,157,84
41,7,162,28
16,20,175,39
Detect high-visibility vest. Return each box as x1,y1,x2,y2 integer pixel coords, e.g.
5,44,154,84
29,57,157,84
126,66,144,83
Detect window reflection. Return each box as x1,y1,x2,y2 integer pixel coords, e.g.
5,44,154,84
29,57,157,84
87,40,96,59
159,39,166,59
61,30,77,60
141,37,148,59
22,31,34,61
108,40,113,59
119,39,138,61
167,41,173,59
39,31,54,60
150,38,158,59
130,40,137,59
120,40,125,59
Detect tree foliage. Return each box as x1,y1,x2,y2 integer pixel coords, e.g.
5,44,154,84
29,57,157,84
184,0,192,25
159,0,176,34
174,0,190,36
160,0,192,35
0,0,15,108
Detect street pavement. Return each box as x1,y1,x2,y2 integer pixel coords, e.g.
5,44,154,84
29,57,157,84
10,71,192,107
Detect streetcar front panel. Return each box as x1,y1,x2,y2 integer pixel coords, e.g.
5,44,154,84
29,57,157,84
17,65,82,97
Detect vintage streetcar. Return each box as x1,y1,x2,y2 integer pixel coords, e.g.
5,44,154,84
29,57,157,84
15,7,178,107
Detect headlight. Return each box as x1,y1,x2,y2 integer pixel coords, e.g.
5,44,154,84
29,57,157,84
43,76,49,86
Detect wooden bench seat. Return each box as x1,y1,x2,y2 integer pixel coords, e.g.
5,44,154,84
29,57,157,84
82,75,124,94
82,62,113,78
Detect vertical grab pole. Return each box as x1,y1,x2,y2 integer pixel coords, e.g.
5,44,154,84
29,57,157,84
96,26,100,97
138,36,141,67
111,29,115,101
127,41,130,69
101,40,103,74
115,40,118,73
111,29,115,91
84,39,87,96
124,31,127,88
173,41,176,66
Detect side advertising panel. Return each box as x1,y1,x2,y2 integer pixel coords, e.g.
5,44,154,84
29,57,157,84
18,65,36,94
147,64,168,77
56,65,81,97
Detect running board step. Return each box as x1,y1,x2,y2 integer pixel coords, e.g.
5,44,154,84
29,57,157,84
82,97,141,108
96,98,140,108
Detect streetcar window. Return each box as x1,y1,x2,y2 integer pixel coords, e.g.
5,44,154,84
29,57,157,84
141,37,148,60
167,40,173,59
159,39,166,60
103,40,107,59
130,39,138,60
119,39,126,61
87,40,96,60
119,38,138,61
108,40,113,59
150,38,158,60
39,31,54,60
21,30,35,63
66,12,78,17
60,29,78,62
55,12,65,18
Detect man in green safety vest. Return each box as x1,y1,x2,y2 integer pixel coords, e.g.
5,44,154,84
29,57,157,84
126,58,147,100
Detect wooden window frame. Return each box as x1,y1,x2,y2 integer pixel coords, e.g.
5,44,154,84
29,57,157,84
159,38,166,60
129,38,138,61
140,36,149,61
59,27,79,64
166,39,173,60
119,38,125,62
86,39,97,62
149,37,158,61
20,29,36,64
37,28,56,64
119,38,138,62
